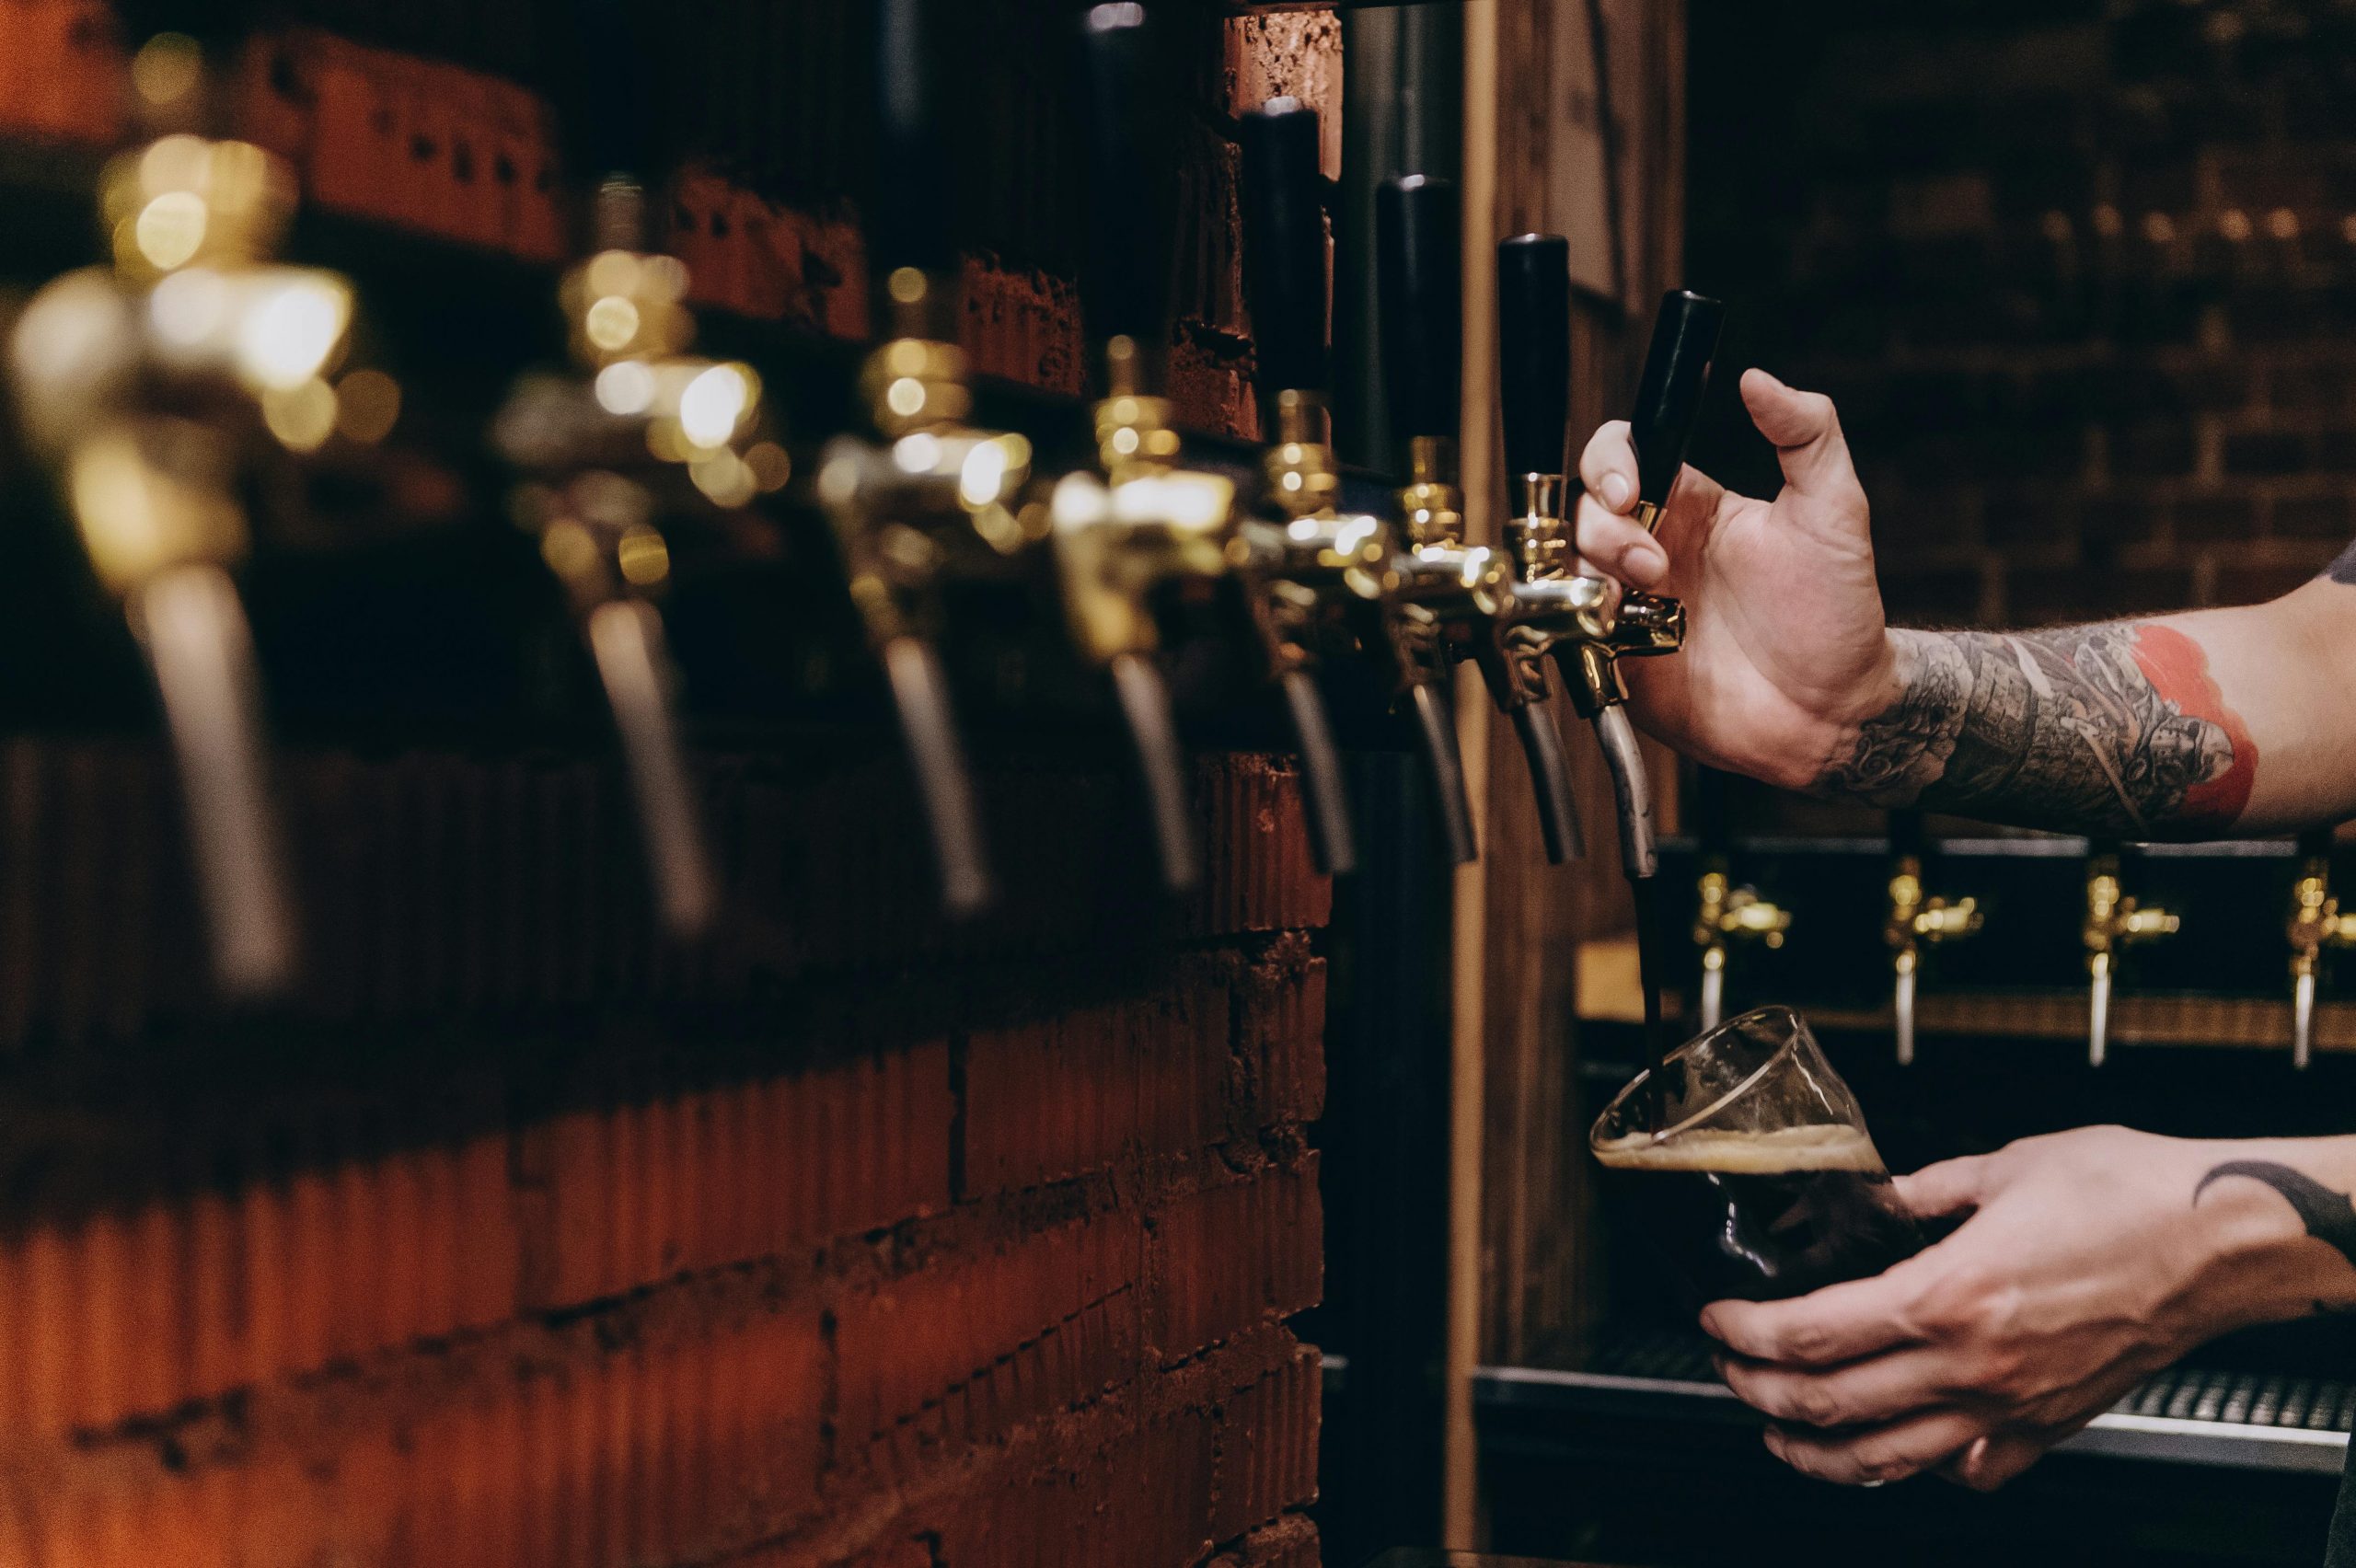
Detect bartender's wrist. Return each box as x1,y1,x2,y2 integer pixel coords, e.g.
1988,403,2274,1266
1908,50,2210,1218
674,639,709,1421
2180,1136,2356,1334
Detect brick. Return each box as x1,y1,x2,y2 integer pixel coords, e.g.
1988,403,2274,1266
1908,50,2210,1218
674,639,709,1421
1238,939,1326,1132
2273,490,2356,538
1222,13,1344,178
2224,429,2308,476
2174,492,2259,540
1186,756,1333,937
833,1213,1145,1480
1208,1344,1322,1543
1149,1159,1322,1364
964,968,1233,1194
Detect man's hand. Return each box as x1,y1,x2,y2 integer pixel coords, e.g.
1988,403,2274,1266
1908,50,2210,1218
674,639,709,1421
1576,369,1898,790
1701,1127,2356,1489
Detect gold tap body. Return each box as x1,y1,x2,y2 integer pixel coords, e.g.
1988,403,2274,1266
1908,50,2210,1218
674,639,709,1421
493,182,788,941
1692,865,1792,1031
1885,856,1981,1065
2287,852,2356,1069
2083,854,2178,1066
6,42,388,997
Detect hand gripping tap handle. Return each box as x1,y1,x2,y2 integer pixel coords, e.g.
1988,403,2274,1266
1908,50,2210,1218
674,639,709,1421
1374,174,1477,868
1240,98,1356,878
1628,290,1726,531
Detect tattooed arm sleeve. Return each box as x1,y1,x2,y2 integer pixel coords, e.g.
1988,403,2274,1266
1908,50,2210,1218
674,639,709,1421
1812,623,2256,836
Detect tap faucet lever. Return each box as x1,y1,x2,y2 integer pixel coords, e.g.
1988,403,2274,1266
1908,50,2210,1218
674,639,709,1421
1627,290,1727,536
2083,849,2178,1066
1885,810,1981,1065
2288,826,2356,1068
1692,864,1791,1032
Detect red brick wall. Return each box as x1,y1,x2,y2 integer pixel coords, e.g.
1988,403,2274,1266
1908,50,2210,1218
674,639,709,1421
1688,0,2356,629
0,6,1342,1562
0,744,1329,1566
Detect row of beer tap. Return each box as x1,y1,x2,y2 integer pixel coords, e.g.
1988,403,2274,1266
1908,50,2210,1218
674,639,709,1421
2,2,1721,999
1692,804,2356,1069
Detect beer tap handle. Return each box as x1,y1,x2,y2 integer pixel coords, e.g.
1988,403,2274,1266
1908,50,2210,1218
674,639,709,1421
1280,667,1357,878
1080,2,1173,360
1239,98,1329,432
134,563,297,998
1376,175,1461,455
1627,289,1726,533
874,0,955,305
1511,704,1584,865
1496,234,1571,490
1240,98,1356,877
2293,824,2338,1070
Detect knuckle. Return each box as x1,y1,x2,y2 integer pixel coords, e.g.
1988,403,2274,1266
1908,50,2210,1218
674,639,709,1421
1787,1381,1843,1428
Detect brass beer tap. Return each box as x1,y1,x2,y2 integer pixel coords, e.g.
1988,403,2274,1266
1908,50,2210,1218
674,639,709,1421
1238,96,1483,877
817,0,1032,916
2287,826,2356,1069
493,0,786,940
1375,173,1585,866
1692,867,1791,1032
1884,812,1979,1065
2084,847,2178,1066
6,32,360,997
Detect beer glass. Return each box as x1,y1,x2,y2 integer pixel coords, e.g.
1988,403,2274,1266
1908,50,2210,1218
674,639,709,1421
1590,1005,1924,1304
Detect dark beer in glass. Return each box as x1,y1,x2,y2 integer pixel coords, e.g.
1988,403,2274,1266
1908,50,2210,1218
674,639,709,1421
1590,1005,1924,1304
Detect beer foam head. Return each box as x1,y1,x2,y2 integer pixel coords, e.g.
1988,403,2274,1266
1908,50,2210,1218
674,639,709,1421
1591,1123,1887,1174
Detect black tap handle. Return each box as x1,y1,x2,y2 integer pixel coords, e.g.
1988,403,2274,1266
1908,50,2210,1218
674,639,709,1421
1629,289,1725,511
1496,234,1571,478
553,0,662,189
1240,98,1329,417
1376,175,1461,445
1079,3,1176,352
1694,764,1736,860
1890,805,1931,865
873,0,953,277
1512,702,1584,865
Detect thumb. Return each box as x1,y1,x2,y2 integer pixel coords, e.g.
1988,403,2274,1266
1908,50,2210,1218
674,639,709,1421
1892,1152,1995,1221
1739,369,1865,513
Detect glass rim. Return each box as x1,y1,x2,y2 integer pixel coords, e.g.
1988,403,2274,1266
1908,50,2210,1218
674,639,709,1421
1596,1002,1806,1146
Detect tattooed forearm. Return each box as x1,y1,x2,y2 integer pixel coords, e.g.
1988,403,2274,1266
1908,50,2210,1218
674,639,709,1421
1813,623,2255,836
2195,1161,2356,1273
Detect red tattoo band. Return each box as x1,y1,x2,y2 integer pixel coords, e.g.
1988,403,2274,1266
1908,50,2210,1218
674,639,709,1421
2130,624,2256,825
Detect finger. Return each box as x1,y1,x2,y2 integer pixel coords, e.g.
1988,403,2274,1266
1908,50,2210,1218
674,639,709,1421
1935,1431,2049,1493
1577,419,1636,512
1701,1261,1934,1365
1764,1407,1989,1488
1573,493,1668,586
1738,368,1866,512
1892,1153,1994,1221
1717,1347,1958,1429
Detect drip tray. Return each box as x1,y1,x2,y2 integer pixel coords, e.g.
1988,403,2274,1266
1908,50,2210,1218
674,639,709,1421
1476,1328,2353,1475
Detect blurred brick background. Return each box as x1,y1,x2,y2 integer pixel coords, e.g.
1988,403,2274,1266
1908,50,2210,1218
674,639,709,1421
1688,0,2356,629
0,3,1344,1564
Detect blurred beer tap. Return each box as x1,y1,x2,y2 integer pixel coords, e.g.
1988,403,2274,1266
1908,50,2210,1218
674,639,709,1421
1034,0,1224,894
1375,172,1586,867
817,0,1033,916
1689,767,1788,1032
2083,846,2178,1067
1232,95,1438,879
1883,808,1979,1066
493,0,785,941
2286,826,2356,1070
6,31,357,998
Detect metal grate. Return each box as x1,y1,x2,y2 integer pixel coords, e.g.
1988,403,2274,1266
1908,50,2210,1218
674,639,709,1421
1585,1327,2356,1435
